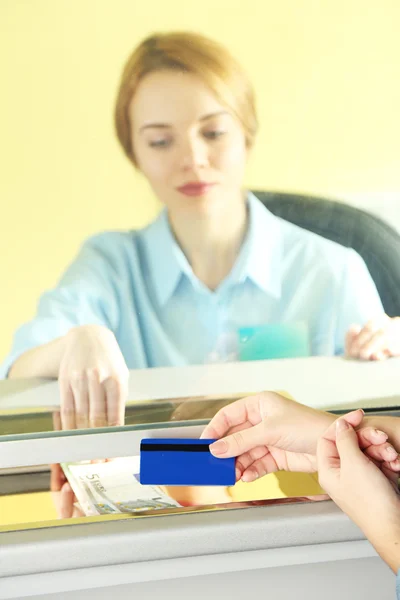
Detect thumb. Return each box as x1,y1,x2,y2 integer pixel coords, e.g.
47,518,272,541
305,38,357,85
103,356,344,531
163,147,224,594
342,408,364,429
335,419,363,464
209,422,265,457
347,324,362,337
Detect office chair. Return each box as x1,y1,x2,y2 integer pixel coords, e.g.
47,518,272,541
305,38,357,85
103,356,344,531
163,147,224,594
253,190,400,317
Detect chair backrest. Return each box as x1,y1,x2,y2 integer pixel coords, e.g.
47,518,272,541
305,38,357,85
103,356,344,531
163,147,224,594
253,190,400,317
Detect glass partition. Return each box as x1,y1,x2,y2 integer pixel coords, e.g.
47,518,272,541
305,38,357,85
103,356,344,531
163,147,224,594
0,412,327,534
2,383,400,535
1,1,400,537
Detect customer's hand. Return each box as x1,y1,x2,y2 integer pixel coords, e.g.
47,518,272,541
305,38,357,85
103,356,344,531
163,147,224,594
201,393,398,482
317,414,400,573
345,315,400,361
58,325,129,429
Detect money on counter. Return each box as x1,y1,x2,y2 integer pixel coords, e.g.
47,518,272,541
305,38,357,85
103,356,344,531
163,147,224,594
61,456,182,516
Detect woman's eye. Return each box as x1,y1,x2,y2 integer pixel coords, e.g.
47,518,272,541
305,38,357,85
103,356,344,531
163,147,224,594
204,130,225,140
149,139,171,148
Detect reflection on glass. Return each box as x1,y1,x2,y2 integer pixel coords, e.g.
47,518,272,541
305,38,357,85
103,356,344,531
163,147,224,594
2,391,400,532
49,456,326,521
0,392,244,438
0,392,328,531
1,445,327,532
0,480,327,533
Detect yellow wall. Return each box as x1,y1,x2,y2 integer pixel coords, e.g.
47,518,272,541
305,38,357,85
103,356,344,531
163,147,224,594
1,0,400,361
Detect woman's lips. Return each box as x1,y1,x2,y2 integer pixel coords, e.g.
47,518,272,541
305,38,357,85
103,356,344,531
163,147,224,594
176,182,216,197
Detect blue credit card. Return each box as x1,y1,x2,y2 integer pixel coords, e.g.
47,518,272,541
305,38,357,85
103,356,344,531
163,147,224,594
139,438,235,486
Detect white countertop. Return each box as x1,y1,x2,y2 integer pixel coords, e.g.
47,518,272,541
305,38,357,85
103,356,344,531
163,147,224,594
1,356,400,411
0,500,375,582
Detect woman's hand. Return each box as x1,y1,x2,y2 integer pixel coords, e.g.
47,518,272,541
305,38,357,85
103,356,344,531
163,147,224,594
345,315,400,361
58,325,129,430
50,463,84,519
317,415,400,573
201,393,396,482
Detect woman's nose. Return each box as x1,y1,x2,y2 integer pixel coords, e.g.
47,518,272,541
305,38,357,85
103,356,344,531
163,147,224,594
179,139,209,171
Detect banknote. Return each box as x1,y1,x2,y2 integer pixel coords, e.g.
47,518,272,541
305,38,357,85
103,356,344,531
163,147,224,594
61,457,182,516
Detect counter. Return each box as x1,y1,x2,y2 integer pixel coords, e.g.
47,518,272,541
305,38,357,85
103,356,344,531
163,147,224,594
1,357,399,599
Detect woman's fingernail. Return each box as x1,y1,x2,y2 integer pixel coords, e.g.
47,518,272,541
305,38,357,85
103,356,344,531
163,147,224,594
387,446,398,459
242,470,258,483
375,429,388,439
210,439,227,455
336,419,349,433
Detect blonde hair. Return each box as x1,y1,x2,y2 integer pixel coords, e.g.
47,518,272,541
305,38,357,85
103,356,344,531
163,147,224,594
114,31,258,165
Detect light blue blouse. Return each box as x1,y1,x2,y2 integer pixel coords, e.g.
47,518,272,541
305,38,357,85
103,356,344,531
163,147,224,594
0,193,384,376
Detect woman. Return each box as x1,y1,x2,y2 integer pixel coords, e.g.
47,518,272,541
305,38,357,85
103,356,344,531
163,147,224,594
202,393,400,595
1,32,399,428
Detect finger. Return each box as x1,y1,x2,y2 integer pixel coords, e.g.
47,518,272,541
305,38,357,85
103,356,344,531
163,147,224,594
370,350,390,361
358,330,386,361
384,457,400,472
382,464,400,484
236,445,270,474
236,446,270,479
317,431,338,475
241,452,279,482
349,321,377,356
335,419,367,466
342,409,365,429
321,409,365,445
364,442,399,464
201,396,256,440
357,426,388,450
317,414,347,474
351,316,390,357
59,378,77,430
88,370,107,428
323,410,365,444
70,372,90,430
317,409,364,468
52,410,62,432
59,483,76,519
50,463,66,492
209,421,267,458
345,324,362,356
103,376,127,427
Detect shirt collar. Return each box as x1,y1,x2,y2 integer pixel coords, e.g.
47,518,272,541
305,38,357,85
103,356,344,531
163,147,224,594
140,191,282,306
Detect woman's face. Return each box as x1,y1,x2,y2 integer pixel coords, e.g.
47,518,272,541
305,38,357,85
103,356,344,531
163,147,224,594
129,70,248,216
